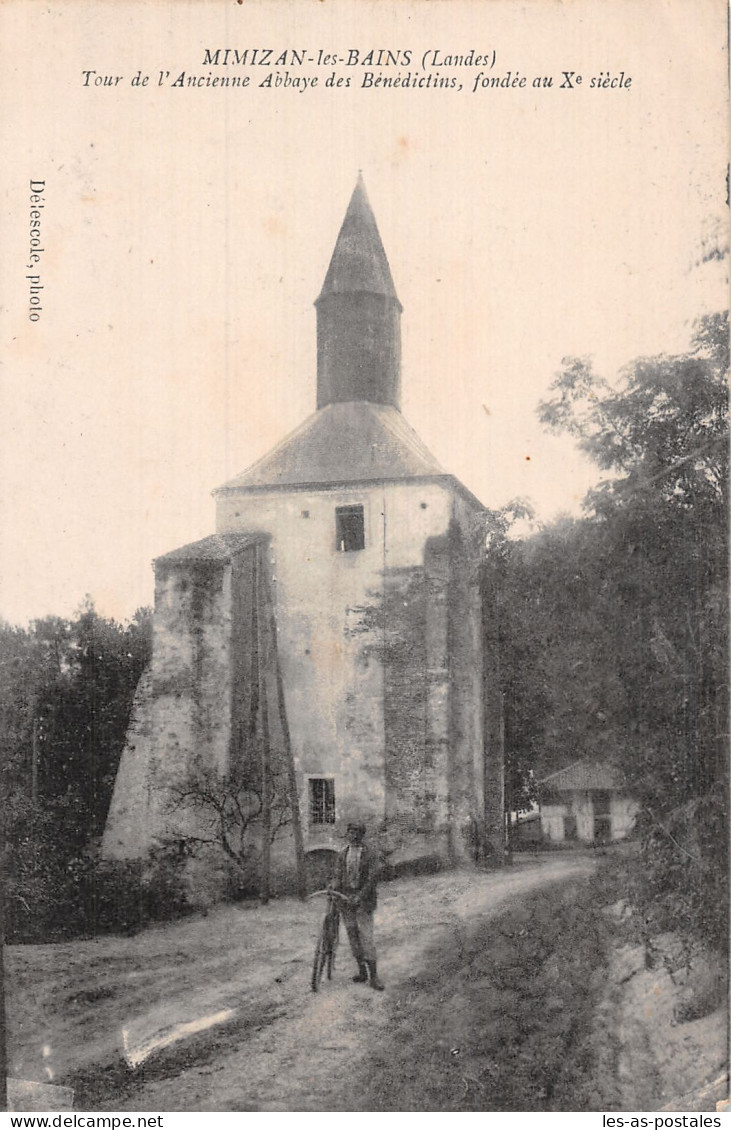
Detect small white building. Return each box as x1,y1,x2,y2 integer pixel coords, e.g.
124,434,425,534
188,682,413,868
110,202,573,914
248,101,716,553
538,760,638,845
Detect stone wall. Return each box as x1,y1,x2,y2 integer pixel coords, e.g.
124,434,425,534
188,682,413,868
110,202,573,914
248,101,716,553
446,496,488,862
151,557,234,790
101,666,155,858
104,547,256,868
218,485,391,846
105,477,493,892
610,795,639,840
217,479,488,871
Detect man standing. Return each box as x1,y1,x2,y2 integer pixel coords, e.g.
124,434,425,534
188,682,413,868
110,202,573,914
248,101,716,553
332,821,384,991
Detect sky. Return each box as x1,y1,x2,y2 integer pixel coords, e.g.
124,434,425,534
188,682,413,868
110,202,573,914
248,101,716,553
0,0,727,625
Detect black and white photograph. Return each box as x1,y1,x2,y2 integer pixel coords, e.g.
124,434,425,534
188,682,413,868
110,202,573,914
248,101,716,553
0,0,728,1116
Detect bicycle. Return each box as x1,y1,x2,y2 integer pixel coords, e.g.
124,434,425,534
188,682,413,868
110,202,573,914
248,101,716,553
309,888,351,992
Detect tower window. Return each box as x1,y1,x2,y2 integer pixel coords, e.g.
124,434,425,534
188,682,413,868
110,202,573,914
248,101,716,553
309,777,336,825
335,505,365,552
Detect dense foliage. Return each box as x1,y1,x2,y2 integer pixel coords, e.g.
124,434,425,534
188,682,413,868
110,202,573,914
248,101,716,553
0,603,153,941
487,312,728,953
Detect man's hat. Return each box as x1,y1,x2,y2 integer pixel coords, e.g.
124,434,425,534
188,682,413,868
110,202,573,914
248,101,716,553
347,821,367,835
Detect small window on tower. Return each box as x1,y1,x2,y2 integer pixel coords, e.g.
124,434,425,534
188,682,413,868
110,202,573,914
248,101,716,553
335,505,365,552
309,777,336,825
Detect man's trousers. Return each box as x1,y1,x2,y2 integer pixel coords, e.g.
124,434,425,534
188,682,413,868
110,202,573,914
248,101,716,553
340,904,376,963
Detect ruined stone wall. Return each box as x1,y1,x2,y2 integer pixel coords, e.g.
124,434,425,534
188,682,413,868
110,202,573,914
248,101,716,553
104,555,238,863
228,549,258,781
372,533,452,861
101,666,155,858
379,563,430,834
448,494,489,861
152,558,234,788
481,550,507,861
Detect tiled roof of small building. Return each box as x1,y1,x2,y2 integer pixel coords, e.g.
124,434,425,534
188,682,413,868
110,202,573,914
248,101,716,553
539,760,624,792
154,531,264,565
214,401,482,505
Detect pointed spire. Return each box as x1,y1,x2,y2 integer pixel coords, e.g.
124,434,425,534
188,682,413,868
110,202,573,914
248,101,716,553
317,174,401,305
316,177,403,410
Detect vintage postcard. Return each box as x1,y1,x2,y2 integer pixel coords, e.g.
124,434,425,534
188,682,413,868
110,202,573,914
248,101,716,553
0,0,728,1116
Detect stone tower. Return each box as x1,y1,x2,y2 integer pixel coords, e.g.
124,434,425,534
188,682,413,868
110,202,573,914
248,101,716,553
103,178,501,892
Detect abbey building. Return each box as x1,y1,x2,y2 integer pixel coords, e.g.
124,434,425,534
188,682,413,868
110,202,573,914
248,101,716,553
102,177,503,893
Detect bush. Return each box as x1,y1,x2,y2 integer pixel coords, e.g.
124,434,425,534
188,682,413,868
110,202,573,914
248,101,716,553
5,844,192,943
90,845,191,935
631,787,729,960
87,859,148,936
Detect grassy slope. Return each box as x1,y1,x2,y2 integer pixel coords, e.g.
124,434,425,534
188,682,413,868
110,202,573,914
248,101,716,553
361,872,612,1111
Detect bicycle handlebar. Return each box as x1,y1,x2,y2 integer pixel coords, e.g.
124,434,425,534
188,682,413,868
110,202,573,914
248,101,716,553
307,888,352,902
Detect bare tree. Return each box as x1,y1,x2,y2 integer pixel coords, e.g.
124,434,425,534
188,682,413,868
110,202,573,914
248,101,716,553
162,760,291,892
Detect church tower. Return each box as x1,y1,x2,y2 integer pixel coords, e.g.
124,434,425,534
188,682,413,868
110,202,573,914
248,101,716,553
103,179,500,892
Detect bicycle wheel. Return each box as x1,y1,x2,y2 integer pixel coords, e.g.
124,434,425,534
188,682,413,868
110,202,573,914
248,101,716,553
311,933,328,992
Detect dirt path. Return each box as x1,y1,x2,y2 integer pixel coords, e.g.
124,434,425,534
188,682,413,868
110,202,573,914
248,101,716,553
11,853,724,1112
101,855,595,1111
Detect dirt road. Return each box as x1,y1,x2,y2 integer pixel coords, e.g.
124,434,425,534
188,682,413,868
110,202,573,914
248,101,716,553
95,854,595,1111
9,852,726,1111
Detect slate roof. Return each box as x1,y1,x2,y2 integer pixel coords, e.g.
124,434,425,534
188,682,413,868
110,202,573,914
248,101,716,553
214,402,483,508
539,760,625,792
154,531,265,566
316,174,401,306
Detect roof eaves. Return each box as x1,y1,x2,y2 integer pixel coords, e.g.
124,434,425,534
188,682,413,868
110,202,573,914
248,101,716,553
314,287,403,313
539,759,587,786
213,472,486,510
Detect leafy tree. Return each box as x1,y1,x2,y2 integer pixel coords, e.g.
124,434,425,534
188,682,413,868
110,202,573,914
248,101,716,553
0,604,152,940
481,501,545,821
31,602,152,839
538,312,728,807
531,311,729,955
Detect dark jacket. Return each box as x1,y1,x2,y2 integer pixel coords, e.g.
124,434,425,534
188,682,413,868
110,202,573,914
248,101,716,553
332,842,379,912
